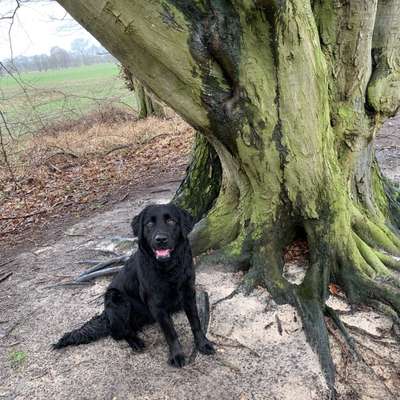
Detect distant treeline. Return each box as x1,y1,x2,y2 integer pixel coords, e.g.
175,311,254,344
0,39,116,75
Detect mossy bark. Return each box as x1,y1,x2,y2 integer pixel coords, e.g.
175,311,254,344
135,82,165,119
57,0,400,393
173,133,222,222
120,64,165,118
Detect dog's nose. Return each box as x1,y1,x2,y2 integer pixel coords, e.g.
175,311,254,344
155,234,168,245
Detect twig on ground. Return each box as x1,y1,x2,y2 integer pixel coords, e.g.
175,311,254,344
0,259,14,268
353,339,398,399
45,150,78,161
342,321,387,341
354,338,398,365
1,308,39,338
0,341,20,347
46,162,62,173
103,144,133,156
212,333,261,358
150,189,171,194
264,322,274,330
0,272,13,283
44,281,92,289
118,193,129,202
275,314,283,336
214,356,241,373
47,145,78,159
30,370,49,381
0,210,46,221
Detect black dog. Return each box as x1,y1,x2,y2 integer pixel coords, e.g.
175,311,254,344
53,204,215,367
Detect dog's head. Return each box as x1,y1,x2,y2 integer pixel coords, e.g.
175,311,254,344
131,204,194,262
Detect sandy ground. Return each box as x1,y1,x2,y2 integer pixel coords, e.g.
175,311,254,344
376,112,400,184
0,184,327,400
0,116,399,400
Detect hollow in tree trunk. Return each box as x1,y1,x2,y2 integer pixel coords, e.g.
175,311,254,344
56,0,400,392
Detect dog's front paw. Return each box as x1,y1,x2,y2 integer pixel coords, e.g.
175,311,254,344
168,352,186,368
197,337,215,355
127,336,145,352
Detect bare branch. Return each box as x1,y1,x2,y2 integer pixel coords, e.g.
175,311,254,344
56,0,214,131
8,0,21,60
0,111,14,140
0,120,24,193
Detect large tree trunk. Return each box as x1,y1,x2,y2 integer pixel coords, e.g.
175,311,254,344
56,0,400,392
120,65,165,118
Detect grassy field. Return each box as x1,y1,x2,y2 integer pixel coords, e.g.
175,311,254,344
0,63,137,136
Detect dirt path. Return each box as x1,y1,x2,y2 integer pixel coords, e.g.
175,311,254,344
0,182,327,400
0,117,399,400
1,181,399,400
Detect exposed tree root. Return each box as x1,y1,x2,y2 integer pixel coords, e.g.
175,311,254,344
291,226,399,393
325,306,358,359
189,193,241,256
212,287,241,308
294,295,336,388
195,233,253,272
211,333,261,358
352,212,400,256
374,251,400,271
77,256,129,278
207,204,400,395
74,266,124,282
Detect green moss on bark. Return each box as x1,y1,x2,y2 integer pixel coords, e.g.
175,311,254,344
173,133,222,221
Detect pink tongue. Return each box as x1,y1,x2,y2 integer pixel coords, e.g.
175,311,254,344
155,249,171,258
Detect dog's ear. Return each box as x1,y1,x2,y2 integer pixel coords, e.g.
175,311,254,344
178,207,195,238
131,211,143,238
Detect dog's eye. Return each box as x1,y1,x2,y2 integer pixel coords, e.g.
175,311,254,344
146,221,154,228
166,219,176,225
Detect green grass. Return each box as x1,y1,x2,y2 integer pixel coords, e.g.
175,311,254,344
1,63,120,88
0,63,137,136
9,350,27,368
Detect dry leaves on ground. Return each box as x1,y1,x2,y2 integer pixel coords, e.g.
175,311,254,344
0,113,194,243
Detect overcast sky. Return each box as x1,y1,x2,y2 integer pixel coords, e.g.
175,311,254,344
0,0,99,60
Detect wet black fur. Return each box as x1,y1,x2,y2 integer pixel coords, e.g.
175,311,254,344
53,204,215,367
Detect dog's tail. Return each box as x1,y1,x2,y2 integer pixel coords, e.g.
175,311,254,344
53,312,109,349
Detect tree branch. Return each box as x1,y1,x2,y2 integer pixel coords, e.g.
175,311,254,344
55,0,217,132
